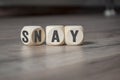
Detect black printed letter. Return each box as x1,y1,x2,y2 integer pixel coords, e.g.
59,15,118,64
52,30,60,42
70,30,79,42
22,30,29,43
34,30,41,43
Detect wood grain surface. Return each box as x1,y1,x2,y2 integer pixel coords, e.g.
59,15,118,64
0,14,120,80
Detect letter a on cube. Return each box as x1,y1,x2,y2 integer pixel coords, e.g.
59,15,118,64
21,26,45,46
46,25,64,45
65,25,84,45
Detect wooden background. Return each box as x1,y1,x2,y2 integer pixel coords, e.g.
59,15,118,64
0,14,120,80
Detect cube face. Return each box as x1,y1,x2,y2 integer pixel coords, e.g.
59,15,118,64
65,25,84,45
21,26,45,46
46,25,64,45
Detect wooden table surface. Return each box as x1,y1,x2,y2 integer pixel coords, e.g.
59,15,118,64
0,14,120,80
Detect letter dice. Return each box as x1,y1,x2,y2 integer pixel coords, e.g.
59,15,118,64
46,25,64,45
65,25,84,45
21,26,45,46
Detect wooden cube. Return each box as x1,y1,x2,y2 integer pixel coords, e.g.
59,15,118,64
65,25,84,45
20,26,45,46
46,25,64,45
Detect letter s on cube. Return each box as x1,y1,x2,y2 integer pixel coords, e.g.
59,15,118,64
20,26,45,46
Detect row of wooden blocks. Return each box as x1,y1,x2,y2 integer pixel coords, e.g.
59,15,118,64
21,25,84,46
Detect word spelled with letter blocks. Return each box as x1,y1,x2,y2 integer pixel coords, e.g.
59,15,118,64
21,25,84,46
